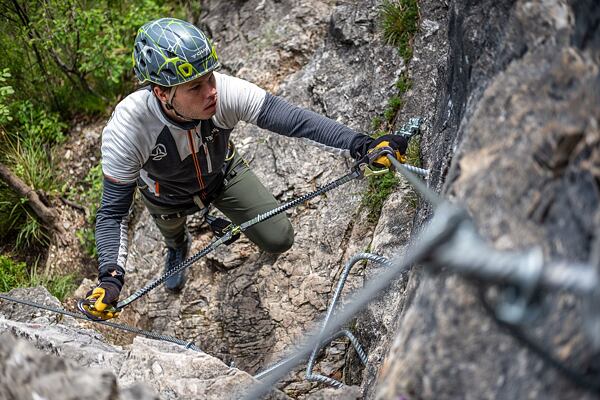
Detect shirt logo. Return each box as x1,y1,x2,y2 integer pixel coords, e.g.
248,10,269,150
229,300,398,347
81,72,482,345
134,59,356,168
151,144,167,161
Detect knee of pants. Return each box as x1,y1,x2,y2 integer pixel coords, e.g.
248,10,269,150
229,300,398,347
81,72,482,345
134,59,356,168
255,219,295,254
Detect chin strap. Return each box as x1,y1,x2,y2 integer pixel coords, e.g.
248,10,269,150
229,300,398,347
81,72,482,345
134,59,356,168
164,85,194,121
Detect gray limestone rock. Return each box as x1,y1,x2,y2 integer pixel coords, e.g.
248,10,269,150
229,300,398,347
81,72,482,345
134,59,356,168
0,297,290,400
5,0,595,399
372,0,600,399
0,331,153,400
116,1,406,397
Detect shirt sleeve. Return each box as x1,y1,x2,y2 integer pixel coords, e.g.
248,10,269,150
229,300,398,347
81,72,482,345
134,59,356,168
256,93,365,157
95,178,136,285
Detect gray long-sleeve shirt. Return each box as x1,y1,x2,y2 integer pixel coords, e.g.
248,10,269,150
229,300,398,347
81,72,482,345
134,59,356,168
97,71,369,280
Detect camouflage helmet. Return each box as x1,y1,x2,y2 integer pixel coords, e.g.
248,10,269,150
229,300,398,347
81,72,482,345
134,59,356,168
132,18,220,87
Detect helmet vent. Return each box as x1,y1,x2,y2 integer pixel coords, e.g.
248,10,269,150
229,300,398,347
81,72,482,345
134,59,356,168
162,69,176,79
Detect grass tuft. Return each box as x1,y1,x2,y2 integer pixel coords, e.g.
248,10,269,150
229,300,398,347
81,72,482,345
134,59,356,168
362,171,400,223
0,254,76,301
379,0,420,62
71,163,103,258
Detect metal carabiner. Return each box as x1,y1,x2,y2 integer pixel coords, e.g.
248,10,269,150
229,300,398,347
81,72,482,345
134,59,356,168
77,298,121,321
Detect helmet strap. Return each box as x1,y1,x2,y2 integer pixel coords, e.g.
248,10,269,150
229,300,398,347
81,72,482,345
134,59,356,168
164,85,193,121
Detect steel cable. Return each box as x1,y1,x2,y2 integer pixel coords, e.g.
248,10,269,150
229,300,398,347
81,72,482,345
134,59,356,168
117,169,361,310
0,293,202,352
306,253,391,388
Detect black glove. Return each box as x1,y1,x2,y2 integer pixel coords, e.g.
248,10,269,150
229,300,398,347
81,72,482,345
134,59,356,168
350,134,408,168
85,281,121,312
86,265,124,312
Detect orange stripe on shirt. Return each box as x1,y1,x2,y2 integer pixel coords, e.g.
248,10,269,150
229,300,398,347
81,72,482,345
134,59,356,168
187,130,206,192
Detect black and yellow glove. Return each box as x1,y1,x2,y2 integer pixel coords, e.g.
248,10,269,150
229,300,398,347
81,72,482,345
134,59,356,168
85,281,120,310
350,134,408,169
83,281,121,320
366,135,408,168
79,265,124,320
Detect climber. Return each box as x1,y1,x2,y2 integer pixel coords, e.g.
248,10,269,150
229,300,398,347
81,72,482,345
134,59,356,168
85,17,407,314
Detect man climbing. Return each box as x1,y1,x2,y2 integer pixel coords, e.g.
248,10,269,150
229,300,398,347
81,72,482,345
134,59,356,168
85,17,407,315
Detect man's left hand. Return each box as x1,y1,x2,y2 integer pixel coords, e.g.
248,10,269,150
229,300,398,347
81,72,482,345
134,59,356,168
367,134,408,168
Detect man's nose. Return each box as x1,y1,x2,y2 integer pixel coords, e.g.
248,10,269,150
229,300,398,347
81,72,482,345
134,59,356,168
206,81,217,97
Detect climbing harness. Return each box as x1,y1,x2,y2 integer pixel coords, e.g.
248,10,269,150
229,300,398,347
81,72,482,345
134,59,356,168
78,119,429,321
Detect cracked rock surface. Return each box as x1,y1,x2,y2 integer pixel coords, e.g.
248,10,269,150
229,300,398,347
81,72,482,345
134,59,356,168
0,287,289,400
115,0,408,396
373,1,600,399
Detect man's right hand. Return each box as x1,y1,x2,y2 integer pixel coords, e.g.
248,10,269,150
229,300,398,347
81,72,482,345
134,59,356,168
85,281,121,312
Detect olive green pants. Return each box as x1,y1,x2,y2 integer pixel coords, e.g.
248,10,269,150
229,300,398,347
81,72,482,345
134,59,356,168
141,152,294,253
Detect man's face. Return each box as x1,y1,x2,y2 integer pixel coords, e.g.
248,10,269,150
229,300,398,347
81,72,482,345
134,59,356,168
156,72,218,120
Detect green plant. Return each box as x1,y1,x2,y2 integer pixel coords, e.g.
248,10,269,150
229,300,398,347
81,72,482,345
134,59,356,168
0,101,67,248
395,72,412,94
73,163,103,257
405,135,421,167
76,227,98,258
3,135,57,193
0,254,29,292
378,0,419,62
383,95,403,123
13,101,66,144
371,116,383,131
0,0,170,116
30,263,77,301
0,68,14,126
0,255,75,300
15,210,50,249
0,131,63,247
362,171,400,223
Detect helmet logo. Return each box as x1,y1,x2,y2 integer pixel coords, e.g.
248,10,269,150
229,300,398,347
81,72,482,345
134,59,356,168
194,47,210,58
178,63,193,78
151,144,167,161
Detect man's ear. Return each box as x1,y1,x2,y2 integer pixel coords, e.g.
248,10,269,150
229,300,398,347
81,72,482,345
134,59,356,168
153,86,168,103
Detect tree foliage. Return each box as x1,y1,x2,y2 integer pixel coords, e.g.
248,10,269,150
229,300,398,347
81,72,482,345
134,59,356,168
0,0,171,115
0,0,178,248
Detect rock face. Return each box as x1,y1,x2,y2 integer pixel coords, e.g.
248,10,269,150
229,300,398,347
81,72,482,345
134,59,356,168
118,1,410,396
0,287,289,400
2,0,598,399
370,0,600,399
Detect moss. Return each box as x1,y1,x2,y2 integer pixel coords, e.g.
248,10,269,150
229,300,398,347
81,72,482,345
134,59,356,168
361,171,400,223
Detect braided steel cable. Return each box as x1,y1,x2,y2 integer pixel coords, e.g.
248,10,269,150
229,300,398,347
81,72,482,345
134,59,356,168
243,217,449,399
254,329,368,382
116,169,361,311
306,253,391,388
305,329,365,388
0,293,202,352
239,170,360,231
117,233,231,310
243,198,600,398
399,163,429,177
